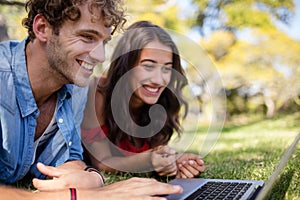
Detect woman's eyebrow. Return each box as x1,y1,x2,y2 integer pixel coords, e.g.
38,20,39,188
141,59,173,65
141,59,157,63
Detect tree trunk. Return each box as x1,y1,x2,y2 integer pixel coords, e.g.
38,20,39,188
0,15,9,41
264,95,275,118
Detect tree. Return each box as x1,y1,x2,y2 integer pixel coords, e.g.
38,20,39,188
192,0,300,118
0,15,9,41
0,0,26,40
123,0,192,32
192,0,294,35
0,0,24,6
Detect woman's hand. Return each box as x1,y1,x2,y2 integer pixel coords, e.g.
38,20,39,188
150,145,178,177
175,153,206,178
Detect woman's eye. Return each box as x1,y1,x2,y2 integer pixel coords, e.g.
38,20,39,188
142,64,155,69
162,66,172,73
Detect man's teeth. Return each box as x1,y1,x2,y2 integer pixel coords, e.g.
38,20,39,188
81,62,94,71
144,86,159,93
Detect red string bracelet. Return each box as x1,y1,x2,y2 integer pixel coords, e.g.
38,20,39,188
70,188,77,200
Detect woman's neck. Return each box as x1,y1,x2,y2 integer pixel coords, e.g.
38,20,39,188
129,94,144,110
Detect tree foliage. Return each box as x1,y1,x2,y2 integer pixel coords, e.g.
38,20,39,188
0,0,26,40
0,0,24,6
192,0,300,117
123,0,191,32
192,0,294,32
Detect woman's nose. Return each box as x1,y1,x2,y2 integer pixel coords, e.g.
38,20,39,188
150,67,166,85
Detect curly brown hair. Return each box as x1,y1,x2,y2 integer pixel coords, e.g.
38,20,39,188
22,0,126,41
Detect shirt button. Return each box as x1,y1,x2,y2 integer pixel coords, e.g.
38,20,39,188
69,141,72,146
58,118,64,123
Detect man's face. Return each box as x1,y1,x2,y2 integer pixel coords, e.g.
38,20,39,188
46,3,111,87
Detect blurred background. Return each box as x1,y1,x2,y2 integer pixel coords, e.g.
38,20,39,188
1,0,299,122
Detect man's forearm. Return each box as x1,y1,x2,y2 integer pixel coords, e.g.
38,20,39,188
0,185,73,200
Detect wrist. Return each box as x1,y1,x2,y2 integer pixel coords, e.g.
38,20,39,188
70,188,77,200
84,166,105,187
149,151,156,171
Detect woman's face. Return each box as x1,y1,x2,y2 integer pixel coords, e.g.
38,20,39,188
130,41,173,107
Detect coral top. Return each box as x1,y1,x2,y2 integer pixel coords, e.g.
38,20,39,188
82,125,150,156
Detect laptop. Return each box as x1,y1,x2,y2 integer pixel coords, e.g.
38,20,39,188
166,131,300,200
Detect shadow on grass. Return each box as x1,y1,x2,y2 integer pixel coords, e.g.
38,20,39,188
264,169,295,200
12,174,36,191
217,113,300,133
221,118,265,133
184,117,265,134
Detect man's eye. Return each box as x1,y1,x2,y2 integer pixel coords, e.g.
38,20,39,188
103,40,109,46
81,35,94,41
104,38,111,45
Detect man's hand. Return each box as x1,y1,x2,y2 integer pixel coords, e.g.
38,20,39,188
151,145,177,177
93,177,183,200
32,162,104,191
176,153,206,178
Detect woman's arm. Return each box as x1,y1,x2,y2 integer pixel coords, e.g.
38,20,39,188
87,140,178,176
83,78,155,173
87,139,153,173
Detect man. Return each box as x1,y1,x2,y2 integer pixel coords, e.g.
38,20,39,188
0,0,182,198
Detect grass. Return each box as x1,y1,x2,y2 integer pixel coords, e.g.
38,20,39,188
14,113,300,199
102,113,300,200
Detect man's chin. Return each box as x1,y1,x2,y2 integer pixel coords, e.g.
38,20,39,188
73,77,91,87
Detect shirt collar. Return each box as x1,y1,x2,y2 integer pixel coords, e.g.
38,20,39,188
13,38,38,117
58,84,73,101
13,38,73,117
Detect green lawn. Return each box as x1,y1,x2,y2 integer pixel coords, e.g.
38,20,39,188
14,113,300,199
103,113,300,200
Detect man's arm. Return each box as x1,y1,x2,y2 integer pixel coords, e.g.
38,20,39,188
0,186,69,200
1,177,183,200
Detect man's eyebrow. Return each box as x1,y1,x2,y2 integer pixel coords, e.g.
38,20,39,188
78,29,110,39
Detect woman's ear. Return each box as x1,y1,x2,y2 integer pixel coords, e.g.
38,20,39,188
32,14,52,42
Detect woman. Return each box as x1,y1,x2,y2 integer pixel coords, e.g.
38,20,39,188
81,21,205,178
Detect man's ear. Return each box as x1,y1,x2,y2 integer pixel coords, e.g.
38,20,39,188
32,14,52,42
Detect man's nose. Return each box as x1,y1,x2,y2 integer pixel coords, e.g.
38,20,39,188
89,42,105,63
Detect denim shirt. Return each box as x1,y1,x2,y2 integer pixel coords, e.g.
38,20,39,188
0,39,86,184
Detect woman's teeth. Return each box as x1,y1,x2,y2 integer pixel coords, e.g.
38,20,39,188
144,86,159,93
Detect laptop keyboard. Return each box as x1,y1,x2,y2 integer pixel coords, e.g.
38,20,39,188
186,181,253,200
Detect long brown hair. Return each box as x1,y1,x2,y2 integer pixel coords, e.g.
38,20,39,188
98,21,188,148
